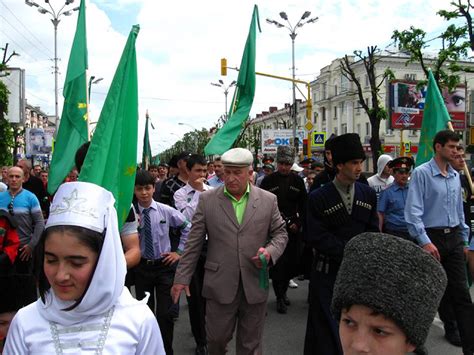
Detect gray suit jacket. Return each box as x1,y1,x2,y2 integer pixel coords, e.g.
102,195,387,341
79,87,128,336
174,184,288,304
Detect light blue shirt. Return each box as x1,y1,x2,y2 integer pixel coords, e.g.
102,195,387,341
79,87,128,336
405,158,469,246
378,182,409,232
138,200,190,258
207,175,224,187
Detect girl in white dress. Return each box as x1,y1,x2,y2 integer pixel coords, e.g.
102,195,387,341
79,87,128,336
4,181,165,354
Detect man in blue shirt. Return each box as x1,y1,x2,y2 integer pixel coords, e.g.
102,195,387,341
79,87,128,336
134,169,191,355
405,130,474,354
378,156,414,240
207,157,224,187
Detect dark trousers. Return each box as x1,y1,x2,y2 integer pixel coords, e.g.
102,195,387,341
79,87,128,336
428,230,474,353
13,256,37,303
187,254,207,347
272,279,289,300
135,259,176,355
304,261,343,355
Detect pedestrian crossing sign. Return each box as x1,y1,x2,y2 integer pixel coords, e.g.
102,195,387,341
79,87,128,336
311,132,326,147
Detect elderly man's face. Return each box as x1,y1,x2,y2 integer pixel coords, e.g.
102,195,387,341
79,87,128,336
224,166,252,197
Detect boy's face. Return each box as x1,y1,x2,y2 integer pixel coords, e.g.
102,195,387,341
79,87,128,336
134,184,155,206
339,305,415,355
187,164,207,185
0,311,16,342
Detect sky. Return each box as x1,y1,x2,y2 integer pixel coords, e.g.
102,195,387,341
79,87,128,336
0,0,460,159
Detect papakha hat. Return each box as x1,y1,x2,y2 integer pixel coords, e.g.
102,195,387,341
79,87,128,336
331,133,365,166
276,145,294,164
331,232,447,348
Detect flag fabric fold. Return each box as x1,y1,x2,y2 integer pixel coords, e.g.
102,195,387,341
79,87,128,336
79,25,140,229
204,5,261,156
416,70,451,166
48,0,88,194
142,112,152,169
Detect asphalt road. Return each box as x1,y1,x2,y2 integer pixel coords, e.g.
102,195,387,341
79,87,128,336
172,280,473,355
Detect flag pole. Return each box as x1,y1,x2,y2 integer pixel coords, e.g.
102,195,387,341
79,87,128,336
447,121,474,193
86,69,91,140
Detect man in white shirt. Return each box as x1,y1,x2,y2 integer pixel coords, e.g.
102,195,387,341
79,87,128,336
367,154,393,199
174,154,212,355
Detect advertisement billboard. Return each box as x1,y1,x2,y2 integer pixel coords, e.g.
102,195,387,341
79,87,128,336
261,129,305,154
389,80,465,130
0,68,25,124
25,127,54,155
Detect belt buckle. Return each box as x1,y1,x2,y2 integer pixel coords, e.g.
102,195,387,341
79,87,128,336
443,228,450,234
146,259,154,265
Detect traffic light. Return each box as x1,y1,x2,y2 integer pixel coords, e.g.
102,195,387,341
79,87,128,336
221,58,227,76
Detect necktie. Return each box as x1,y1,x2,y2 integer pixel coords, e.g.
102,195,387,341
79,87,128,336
142,208,155,259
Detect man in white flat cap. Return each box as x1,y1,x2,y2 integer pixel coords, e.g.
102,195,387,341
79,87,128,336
172,148,288,355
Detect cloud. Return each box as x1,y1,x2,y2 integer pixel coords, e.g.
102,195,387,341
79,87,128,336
1,0,465,159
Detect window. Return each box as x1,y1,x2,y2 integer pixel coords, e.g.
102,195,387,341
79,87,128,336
340,101,345,115
341,123,347,134
366,122,371,136
313,112,318,123
334,85,338,96
322,82,327,99
333,106,338,119
322,107,326,121
405,73,417,81
365,74,369,87
341,75,349,93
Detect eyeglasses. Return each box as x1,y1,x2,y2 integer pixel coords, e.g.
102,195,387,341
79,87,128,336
8,198,14,216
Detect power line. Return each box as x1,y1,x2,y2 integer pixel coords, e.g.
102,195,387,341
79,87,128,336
0,13,51,61
0,28,44,63
0,0,53,58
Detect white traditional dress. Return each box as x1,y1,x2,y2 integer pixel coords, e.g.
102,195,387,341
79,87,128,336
4,182,165,354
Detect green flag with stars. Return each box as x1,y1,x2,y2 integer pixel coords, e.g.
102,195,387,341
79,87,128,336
79,25,140,229
48,0,88,194
416,70,451,166
204,5,260,155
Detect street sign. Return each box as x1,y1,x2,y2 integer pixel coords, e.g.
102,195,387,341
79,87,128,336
404,142,411,153
304,120,314,132
311,132,326,147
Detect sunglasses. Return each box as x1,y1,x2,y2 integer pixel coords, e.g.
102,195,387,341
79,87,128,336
8,199,14,216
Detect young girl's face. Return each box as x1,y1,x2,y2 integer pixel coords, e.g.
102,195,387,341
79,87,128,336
339,305,416,355
44,231,99,301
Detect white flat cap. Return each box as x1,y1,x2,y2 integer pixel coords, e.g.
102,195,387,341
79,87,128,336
221,148,254,167
291,163,304,172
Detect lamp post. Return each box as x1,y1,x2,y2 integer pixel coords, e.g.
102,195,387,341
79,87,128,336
211,80,236,123
266,11,318,156
88,76,103,101
25,0,79,130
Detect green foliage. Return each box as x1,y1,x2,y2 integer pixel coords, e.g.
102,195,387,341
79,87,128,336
392,18,470,91
0,80,14,166
158,128,211,162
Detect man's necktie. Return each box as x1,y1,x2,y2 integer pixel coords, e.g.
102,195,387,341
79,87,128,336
142,208,155,259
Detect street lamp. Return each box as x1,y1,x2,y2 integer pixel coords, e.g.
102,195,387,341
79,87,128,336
266,11,318,156
88,76,103,101
178,122,197,131
211,80,236,123
25,0,79,130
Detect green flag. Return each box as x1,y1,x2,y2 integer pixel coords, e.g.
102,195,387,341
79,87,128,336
48,0,88,194
416,70,451,166
79,25,140,229
204,5,260,155
142,112,152,169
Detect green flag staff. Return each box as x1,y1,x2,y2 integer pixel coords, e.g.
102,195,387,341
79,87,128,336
79,25,140,229
47,0,88,195
204,5,261,156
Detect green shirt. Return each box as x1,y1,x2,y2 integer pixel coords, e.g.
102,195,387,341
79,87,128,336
224,184,250,224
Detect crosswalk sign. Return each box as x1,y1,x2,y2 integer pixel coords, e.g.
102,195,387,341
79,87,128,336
311,132,326,147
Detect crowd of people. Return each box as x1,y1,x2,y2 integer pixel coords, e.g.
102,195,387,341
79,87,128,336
0,130,473,354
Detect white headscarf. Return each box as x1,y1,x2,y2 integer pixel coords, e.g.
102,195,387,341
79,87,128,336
37,182,127,326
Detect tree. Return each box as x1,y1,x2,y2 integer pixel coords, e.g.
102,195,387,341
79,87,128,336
339,46,394,172
392,22,469,90
0,44,19,166
438,1,474,51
